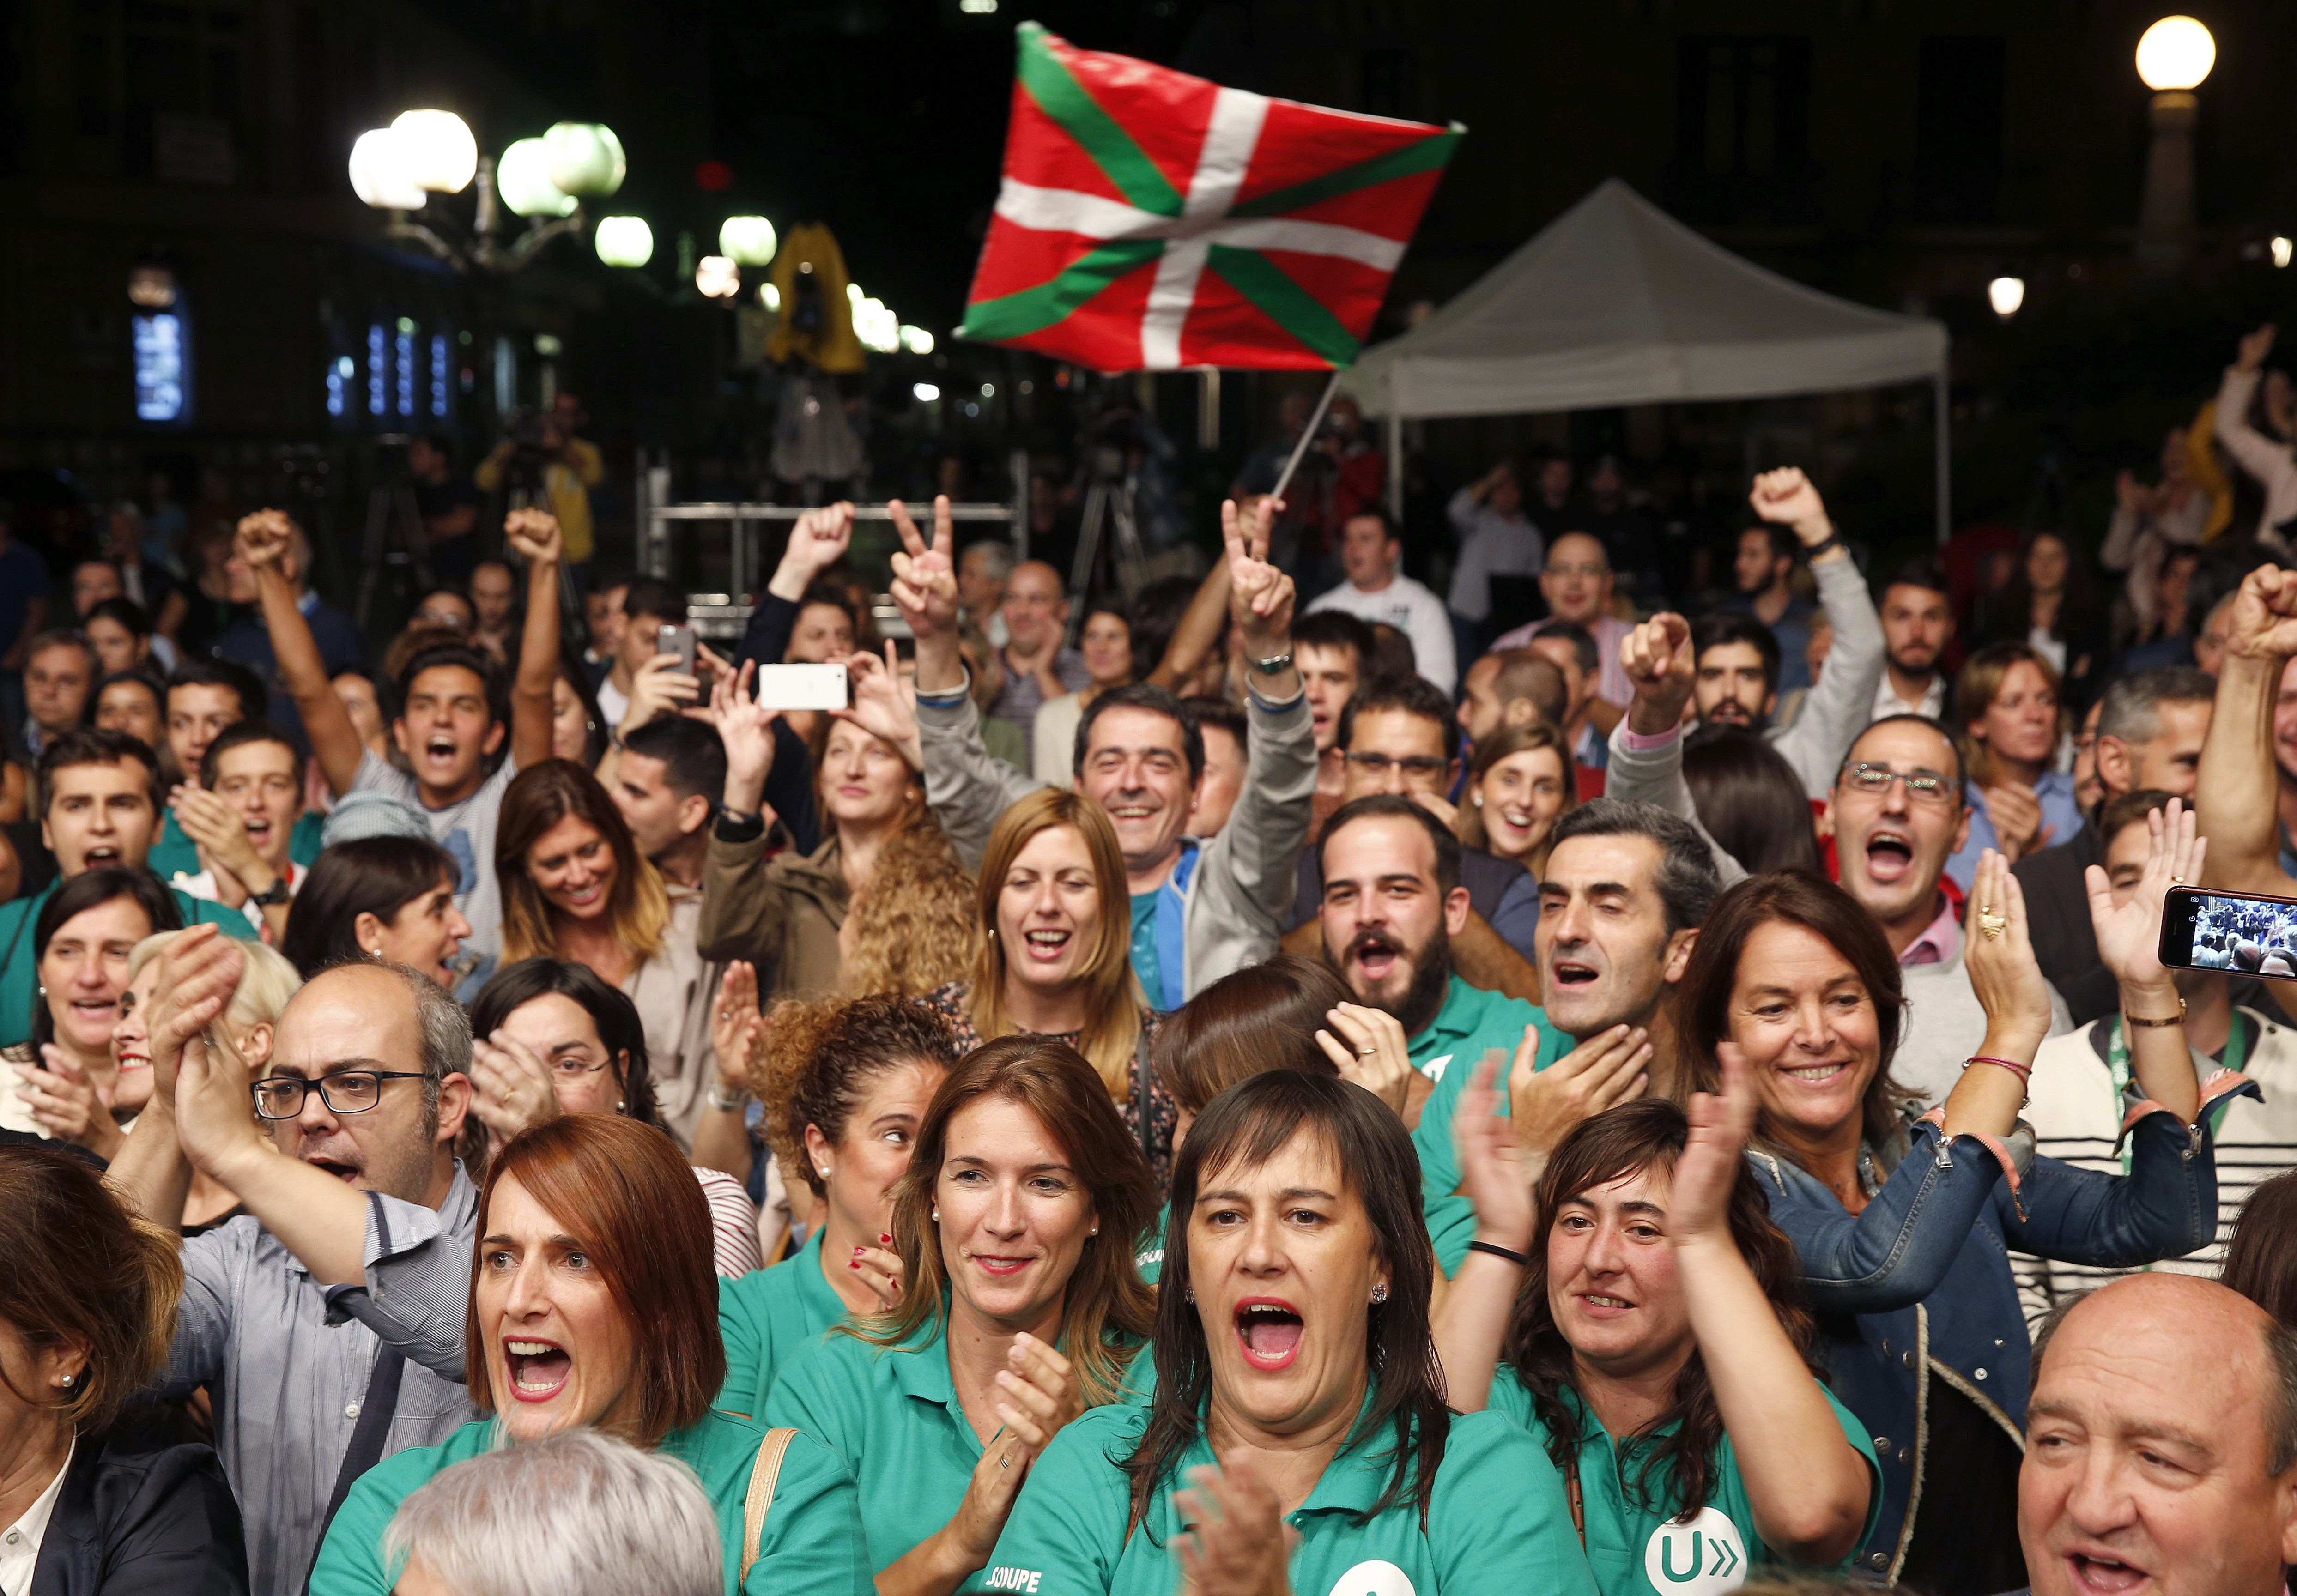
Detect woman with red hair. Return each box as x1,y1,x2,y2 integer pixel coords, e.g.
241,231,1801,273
309,1115,869,1596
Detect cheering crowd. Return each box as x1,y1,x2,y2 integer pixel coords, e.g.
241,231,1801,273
7,346,2297,1596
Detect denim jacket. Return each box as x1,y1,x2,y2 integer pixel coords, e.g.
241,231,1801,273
1751,1086,2243,1582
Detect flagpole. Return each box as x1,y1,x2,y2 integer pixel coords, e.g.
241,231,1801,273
1266,368,1345,510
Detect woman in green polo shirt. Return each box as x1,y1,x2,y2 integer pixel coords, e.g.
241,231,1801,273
716,992,963,1416
763,1034,1157,1596
973,1069,1598,1596
310,1113,869,1596
1433,1055,1879,1596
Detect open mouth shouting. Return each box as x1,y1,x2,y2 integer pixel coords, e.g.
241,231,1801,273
1019,926,1073,967
1489,804,1537,844
503,1337,574,1403
419,732,461,771
2058,1549,2151,1594
1548,955,1600,992
245,816,274,846
1234,1297,1305,1372
300,1147,364,1185
80,845,123,867
1705,700,1755,728
1345,930,1403,988
1861,827,1915,886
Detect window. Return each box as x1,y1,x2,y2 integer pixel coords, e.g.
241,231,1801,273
1671,36,1814,224
1915,36,2006,224
127,265,189,424
367,323,387,417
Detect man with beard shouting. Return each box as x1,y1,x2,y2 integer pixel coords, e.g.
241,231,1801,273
1315,792,1717,1273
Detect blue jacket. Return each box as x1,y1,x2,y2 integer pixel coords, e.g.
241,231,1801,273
1752,1102,2230,1581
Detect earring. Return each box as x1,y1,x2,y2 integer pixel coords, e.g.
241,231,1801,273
818,1167,831,1179
615,1099,625,1112
1088,1225,1099,1237
931,1208,940,1221
1472,793,1483,807
1370,1283,1389,1305
1184,1288,1195,1303
54,1372,73,1388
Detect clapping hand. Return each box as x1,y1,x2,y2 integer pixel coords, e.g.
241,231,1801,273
1963,849,2055,1057
708,962,764,1098
2086,796,2203,997
467,1031,561,1156
1671,1042,1758,1245
171,785,266,895
888,496,960,640
1453,1052,1535,1255
142,927,246,1108
16,1048,121,1158
1982,780,2052,860
1172,1454,1297,1596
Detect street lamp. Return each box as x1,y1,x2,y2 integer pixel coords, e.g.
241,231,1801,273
2135,16,2215,272
718,217,778,267
348,113,631,274
594,216,655,269
1988,276,2026,318
696,255,742,298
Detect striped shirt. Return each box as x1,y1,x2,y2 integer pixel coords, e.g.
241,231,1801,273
2011,1006,2297,1332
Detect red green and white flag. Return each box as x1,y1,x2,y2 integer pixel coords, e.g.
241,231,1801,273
958,23,1461,373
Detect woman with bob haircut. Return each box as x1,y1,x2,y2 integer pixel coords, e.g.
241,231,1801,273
1671,811,2237,1591
464,958,760,1277
280,835,471,991
1435,1063,1877,1595
1458,720,1579,875
2223,1169,2297,1328
715,990,964,1418
921,788,1171,1179
309,1114,869,1596
0,1144,248,1595
495,760,717,1142
2,868,178,1154
979,1070,1596,1596
1944,640,2077,887
762,1036,1156,1596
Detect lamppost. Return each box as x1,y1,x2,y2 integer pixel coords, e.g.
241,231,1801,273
348,111,636,272
2134,15,2215,273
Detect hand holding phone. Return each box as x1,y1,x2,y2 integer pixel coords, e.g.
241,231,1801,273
658,624,698,677
2160,885,2297,979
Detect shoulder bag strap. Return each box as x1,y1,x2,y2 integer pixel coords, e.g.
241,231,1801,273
740,1427,800,1585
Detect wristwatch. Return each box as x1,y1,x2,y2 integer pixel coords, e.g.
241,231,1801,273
251,875,293,907
1249,649,1295,677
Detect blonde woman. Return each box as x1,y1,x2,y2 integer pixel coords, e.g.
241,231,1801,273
1458,720,1578,875
919,787,1170,1180
494,759,718,1147
1946,641,2078,889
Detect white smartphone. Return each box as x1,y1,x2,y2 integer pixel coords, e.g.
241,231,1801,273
752,662,848,712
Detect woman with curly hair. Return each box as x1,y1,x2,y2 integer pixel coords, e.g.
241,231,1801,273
1436,1058,1877,1596
711,991,963,1417
837,823,980,998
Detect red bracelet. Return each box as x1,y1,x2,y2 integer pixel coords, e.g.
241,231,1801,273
1968,1054,2033,1085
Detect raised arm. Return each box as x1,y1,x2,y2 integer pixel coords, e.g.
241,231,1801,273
1752,468,1881,796
104,926,242,1233
2197,564,2297,895
891,496,964,693
238,511,364,795
2210,326,2288,485
1675,1046,1871,1564
1146,549,1234,692
2085,797,2205,1123
1606,613,1749,887
503,509,563,770
1430,1055,1536,1409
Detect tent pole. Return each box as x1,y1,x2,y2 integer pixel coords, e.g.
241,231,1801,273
1934,371,1952,547
1387,413,1404,521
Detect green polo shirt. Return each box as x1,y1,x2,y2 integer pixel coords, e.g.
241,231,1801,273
0,878,253,1048
765,1312,1147,1577
1485,1375,1882,1596
147,806,326,881
718,1229,853,1419
1408,975,1564,1276
969,1396,1597,1596
308,1411,872,1596
1133,1203,1170,1286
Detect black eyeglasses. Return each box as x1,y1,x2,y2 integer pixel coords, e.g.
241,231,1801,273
1843,762,1954,805
251,1071,427,1119
1343,752,1449,780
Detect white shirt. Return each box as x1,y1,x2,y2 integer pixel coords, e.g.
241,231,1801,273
1871,670,1948,723
0,1438,73,1596
1306,571,1458,693
1443,488,1543,621
595,676,630,732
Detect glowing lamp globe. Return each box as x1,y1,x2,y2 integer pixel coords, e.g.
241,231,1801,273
2136,16,2215,92
759,283,781,312
899,325,935,355
497,137,577,218
696,255,742,298
718,216,777,267
545,122,628,198
1988,276,2026,318
391,109,478,193
348,128,426,210
594,215,655,269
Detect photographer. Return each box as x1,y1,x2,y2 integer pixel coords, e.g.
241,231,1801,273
478,392,604,574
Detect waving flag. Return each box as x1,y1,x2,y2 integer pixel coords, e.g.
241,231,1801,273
958,23,1461,373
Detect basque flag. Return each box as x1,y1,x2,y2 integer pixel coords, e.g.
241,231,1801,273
958,23,1461,373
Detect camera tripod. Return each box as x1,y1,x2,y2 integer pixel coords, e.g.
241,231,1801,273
1065,468,1150,632
355,455,434,636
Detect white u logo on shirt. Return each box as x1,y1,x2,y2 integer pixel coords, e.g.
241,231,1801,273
1644,1507,1747,1594
1325,1560,1415,1596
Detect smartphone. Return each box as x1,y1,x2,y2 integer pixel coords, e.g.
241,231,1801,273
657,623,697,676
752,662,848,712
2160,884,2297,979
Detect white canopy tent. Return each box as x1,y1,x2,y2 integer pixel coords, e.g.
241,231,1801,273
1341,178,1953,541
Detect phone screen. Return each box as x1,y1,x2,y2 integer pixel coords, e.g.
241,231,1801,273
2160,885,2297,979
